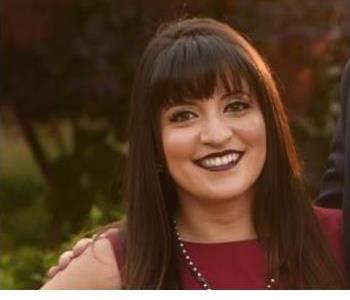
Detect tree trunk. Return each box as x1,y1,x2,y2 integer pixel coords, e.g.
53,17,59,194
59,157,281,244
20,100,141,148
12,99,53,185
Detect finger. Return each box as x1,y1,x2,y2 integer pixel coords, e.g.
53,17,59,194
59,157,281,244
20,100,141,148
58,250,74,269
47,265,60,278
72,238,93,256
92,232,106,239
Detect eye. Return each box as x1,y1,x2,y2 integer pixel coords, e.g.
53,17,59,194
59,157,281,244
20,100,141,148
169,110,197,123
224,101,250,113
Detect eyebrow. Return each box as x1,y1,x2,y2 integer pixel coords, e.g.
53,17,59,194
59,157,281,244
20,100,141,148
219,90,252,100
165,90,252,109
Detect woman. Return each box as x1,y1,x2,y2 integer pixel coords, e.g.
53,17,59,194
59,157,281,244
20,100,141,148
42,17,347,289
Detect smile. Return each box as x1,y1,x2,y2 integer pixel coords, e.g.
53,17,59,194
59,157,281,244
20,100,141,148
194,150,244,172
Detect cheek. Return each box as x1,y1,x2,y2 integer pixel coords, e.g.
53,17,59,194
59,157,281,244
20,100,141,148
251,115,266,148
236,113,266,158
161,127,197,165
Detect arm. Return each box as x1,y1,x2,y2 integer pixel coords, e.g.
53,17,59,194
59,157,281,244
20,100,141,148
318,60,350,208
317,117,344,208
41,237,121,289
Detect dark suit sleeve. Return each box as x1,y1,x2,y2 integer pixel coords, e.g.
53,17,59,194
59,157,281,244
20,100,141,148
317,118,344,208
318,60,350,208
318,59,350,279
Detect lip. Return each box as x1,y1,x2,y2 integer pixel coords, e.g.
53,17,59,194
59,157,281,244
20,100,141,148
193,150,244,172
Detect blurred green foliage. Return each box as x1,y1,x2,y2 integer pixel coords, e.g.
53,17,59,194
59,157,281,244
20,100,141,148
1,0,350,289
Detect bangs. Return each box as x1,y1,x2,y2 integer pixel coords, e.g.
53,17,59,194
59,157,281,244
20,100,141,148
149,34,260,107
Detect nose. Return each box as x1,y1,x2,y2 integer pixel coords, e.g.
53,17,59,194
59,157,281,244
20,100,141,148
199,117,233,146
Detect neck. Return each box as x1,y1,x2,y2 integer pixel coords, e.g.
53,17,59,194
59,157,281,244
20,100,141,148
176,189,256,243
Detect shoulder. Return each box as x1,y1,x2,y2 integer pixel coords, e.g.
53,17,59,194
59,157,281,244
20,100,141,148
312,206,343,240
312,205,344,262
41,235,121,289
312,205,343,234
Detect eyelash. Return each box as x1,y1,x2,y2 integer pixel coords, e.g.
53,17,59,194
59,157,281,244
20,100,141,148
169,111,197,123
169,100,250,123
224,101,250,113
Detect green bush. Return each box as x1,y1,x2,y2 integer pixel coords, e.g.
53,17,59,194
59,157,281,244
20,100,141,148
1,246,45,289
0,176,123,289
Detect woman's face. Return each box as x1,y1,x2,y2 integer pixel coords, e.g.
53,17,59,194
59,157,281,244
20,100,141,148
160,83,266,203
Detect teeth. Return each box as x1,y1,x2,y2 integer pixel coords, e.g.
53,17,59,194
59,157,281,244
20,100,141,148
200,153,241,168
232,153,238,161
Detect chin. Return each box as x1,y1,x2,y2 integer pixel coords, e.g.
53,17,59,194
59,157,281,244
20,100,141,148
194,186,253,203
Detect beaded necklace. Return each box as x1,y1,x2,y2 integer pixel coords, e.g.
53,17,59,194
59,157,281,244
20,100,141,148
173,219,276,289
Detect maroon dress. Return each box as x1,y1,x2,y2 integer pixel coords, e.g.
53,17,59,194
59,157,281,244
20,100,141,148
106,206,344,289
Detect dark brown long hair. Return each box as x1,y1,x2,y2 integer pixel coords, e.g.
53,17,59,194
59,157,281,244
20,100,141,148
120,18,346,289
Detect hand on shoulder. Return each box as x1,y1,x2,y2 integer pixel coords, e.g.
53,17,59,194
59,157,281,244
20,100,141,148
42,235,121,289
